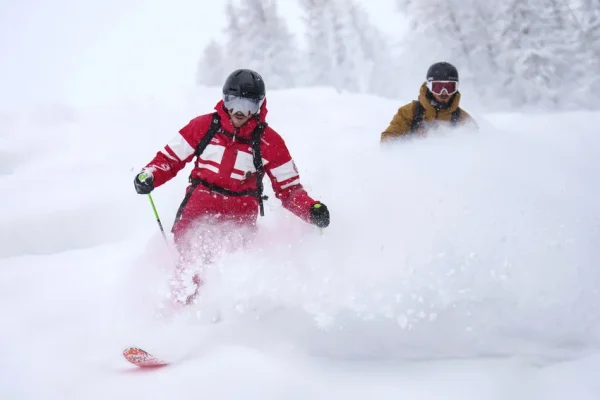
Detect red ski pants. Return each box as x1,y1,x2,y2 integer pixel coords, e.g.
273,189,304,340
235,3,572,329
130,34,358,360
171,186,259,265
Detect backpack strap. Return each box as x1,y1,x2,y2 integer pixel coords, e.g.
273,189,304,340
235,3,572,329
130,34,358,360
451,108,461,124
410,101,425,133
193,112,222,161
251,122,268,216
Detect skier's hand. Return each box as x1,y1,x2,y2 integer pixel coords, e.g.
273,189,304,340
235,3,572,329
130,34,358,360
310,202,330,228
134,171,154,194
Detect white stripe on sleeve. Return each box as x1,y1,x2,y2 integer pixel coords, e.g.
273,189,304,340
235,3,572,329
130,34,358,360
281,178,301,190
166,134,195,161
270,160,298,183
160,149,178,161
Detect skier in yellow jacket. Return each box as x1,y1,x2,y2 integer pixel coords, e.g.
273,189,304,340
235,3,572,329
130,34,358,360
381,62,476,142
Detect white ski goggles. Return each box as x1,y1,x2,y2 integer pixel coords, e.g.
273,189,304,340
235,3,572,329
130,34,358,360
427,80,458,95
223,94,264,115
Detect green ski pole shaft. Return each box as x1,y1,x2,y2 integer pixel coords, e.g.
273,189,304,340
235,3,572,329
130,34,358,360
147,193,166,241
139,172,167,242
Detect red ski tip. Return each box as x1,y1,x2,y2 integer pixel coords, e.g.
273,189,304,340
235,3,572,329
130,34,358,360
123,347,169,368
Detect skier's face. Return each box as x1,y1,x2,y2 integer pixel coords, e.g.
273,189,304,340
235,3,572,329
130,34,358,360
229,110,252,128
427,80,457,104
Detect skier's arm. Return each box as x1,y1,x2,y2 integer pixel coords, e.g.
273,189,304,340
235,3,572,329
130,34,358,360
381,103,413,143
263,131,323,224
140,119,201,188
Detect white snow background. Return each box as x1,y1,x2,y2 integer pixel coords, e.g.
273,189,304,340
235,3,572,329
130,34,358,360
0,87,599,399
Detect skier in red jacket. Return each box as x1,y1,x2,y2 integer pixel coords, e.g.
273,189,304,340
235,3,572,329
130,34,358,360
134,69,330,305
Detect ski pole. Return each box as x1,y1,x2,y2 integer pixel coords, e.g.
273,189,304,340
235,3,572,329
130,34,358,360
139,172,167,242
147,192,166,241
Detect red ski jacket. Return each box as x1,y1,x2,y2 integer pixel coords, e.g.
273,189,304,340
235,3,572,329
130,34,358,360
142,99,318,224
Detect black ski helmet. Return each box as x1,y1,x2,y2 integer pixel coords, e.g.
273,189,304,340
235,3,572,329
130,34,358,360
222,69,266,100
426,62,459,82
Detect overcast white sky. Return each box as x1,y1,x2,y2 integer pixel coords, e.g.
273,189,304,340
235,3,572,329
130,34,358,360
0,0,402,108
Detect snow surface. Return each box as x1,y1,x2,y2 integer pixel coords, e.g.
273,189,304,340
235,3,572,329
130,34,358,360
1,88,599,399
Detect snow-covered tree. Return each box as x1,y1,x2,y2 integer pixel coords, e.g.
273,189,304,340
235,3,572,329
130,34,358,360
195,1,243,86
400,0,469,62
494,0,578,108
496,0,548,106
196,0,298,90
329,1,361,92
297,0,334,87
542,0,582,107
454,0,502,103
222,0,247,72
578,0,600,56
196,40,226,87
237,0,298,89
298,0,399,95
568,0,600,108
346,2,402,97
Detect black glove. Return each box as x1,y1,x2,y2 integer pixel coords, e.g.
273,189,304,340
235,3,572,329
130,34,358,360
134,171,154,194
310,202,330,228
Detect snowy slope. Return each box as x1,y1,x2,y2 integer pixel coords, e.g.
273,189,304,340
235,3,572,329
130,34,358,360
1,88,599,399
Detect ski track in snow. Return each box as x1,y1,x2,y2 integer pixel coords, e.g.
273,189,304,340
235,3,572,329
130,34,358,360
1,88,599,399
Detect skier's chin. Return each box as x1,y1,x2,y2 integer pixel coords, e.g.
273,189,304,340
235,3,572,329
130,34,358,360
231,113,250,127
